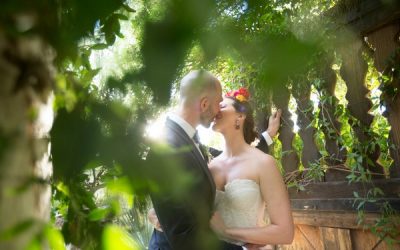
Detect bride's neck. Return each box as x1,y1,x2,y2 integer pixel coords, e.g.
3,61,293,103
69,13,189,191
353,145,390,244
223,131,247,157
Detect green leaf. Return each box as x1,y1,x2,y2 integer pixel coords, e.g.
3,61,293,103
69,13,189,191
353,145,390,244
122,4,136,12
44,225,66,250
357,201,365,210
105,32,116,46
373,187,384,196
115,14,129,20
102,225,139,250
106,176,133,195
366,158,375,167
55,181,70,196
84,160,102,170
91,43,109,50
116,32,125,38
88,207,110,221
26,238,41,250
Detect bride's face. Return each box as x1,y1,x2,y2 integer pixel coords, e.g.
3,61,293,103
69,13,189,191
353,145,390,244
212,97,237,132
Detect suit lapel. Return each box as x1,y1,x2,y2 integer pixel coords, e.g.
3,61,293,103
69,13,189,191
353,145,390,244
165,118,216,197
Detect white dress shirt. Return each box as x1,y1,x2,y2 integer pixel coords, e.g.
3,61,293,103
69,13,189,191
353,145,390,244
261,131,273,146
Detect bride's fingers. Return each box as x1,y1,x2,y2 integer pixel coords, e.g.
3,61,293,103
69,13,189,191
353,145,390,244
276,109,282,118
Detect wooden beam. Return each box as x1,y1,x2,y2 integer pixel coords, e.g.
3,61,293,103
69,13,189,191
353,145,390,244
288,179,400,212
326,0,400,34
291,198,400,212
288,178,400,199
292,210,380,229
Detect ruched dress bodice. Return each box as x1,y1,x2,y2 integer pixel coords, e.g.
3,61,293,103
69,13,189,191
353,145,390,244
214,179,268,245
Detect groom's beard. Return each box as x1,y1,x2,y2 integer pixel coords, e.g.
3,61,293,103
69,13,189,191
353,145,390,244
199,107,214,128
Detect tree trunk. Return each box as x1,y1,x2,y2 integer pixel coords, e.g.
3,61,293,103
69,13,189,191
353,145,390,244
0,32,54,249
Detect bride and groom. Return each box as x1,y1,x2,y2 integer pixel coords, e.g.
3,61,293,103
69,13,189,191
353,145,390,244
148,70,293,250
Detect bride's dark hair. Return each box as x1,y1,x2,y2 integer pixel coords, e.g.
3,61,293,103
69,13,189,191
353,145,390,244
225,88,258,144
233,101,258,144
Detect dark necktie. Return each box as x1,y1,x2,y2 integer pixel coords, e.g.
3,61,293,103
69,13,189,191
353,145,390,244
193,130,200,144
193,130,209,162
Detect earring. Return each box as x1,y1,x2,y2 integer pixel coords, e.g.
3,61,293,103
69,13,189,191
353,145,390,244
235,119,240,129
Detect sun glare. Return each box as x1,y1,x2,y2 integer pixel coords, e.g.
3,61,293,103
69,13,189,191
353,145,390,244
145,112,168,141
145,111,225,151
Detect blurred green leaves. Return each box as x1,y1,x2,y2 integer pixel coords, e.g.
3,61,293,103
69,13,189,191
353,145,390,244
43,224,66,250
138,0,217,104
101,13,128,46
0,0,127,63
0,220,66,250
51,106,101,181
102,225,139,250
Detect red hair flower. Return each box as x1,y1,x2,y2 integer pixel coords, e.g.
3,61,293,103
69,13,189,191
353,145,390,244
225,87,250,102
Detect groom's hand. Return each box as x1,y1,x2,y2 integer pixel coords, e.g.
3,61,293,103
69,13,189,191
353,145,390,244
148,208,163,232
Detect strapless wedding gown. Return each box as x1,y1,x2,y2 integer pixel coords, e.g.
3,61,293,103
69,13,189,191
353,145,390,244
214,179,269,246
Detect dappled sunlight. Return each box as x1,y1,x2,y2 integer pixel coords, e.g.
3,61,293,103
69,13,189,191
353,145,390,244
144,112,168,141
198,125,225,151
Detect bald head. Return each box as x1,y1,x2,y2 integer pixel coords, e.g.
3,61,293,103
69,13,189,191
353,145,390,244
179,70,220,105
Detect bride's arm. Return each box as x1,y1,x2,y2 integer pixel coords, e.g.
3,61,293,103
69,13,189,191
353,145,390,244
223,155,294,245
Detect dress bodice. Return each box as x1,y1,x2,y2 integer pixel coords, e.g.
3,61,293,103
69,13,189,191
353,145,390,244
214,179,268,245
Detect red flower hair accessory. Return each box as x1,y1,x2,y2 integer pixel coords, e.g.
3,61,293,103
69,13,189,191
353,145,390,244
225,87,250,102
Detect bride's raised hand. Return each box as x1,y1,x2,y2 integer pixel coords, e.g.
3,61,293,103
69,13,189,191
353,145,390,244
147,208,163,232
266,109,282,138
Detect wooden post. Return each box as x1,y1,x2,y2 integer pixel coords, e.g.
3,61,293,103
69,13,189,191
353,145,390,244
367,22,400,178
272,85,299,174
338,35,384,176
316,52,348,181
292,79,321,171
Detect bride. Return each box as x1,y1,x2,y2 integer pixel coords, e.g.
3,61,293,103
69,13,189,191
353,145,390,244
209,88,293,249
149,87,294,249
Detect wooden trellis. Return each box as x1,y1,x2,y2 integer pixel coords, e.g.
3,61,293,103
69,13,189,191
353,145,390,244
259,0,400,249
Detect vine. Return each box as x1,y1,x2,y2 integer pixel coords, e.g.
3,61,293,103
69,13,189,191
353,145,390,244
279,51,400,246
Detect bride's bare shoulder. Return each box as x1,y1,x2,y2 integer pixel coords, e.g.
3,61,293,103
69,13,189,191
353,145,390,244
209,155,224,169
250,148,277,169
250,147,275,161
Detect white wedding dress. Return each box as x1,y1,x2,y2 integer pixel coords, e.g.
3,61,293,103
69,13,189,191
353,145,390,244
214,179,270,246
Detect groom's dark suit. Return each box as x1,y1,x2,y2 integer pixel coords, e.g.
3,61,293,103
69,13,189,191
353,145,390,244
149,118,241,250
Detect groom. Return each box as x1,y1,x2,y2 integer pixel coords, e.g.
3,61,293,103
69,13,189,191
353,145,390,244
148,70,241,250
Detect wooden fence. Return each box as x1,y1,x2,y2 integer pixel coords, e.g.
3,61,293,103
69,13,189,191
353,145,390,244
259,1,400,249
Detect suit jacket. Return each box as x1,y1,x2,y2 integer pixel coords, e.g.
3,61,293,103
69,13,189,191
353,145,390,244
148,118,242,250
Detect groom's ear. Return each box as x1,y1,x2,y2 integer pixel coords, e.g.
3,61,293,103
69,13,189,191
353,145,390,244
199,96,209,112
